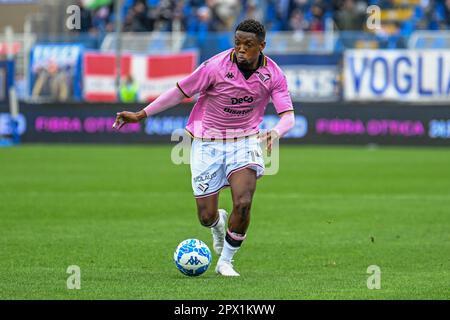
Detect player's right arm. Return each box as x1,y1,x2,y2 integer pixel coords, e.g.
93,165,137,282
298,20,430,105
112,60,214,130
112,86,185,130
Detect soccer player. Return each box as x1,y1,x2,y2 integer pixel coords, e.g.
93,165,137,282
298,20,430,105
113,19,295,277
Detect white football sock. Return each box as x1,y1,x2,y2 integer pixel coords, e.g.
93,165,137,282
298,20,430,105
211,212,225,230
218,240,240,264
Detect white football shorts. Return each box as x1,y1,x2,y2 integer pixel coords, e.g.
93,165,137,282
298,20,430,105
190,135,265,198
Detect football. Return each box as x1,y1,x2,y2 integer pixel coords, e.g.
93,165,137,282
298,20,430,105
173,239,212,276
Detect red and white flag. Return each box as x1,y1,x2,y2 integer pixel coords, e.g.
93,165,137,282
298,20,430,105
83,51,197,102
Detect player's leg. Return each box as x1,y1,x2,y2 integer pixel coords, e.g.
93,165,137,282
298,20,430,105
190,138,229,254
195,193,228,254
195,193,219,227
216,168,257,276
227,168,256,235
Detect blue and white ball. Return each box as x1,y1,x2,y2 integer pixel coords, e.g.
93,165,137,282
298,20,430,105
173,239,212,276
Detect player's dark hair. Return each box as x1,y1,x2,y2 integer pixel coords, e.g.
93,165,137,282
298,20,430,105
235,19,266,42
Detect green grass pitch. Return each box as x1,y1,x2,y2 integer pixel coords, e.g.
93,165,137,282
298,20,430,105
1,144,449,299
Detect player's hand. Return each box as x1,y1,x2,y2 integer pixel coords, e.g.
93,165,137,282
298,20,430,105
112,111,140,130
258,130,279,156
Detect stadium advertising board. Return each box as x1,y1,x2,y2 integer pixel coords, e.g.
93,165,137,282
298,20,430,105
15,102,450,145
19,103,306,143
83,51,198,102
0,112,26,136
29,44,83,102
344,50,450,102
306,104,450,145
270,54,341,102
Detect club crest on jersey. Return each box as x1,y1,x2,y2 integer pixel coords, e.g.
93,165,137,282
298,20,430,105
255,71,271,83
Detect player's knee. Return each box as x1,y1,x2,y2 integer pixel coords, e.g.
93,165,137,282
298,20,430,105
197,207,217,227
233,196,252,217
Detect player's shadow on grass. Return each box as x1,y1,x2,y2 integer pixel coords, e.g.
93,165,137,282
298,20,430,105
169,273,237,280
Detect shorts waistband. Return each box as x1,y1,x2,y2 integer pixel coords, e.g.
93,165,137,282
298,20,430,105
185,129,259,142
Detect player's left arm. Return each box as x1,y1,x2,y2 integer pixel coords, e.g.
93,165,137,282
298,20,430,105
272,110,295,138
261,74,295,153
260,110,295,154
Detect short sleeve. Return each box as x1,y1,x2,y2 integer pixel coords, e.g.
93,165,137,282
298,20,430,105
177,61,215,98
271,73,294,115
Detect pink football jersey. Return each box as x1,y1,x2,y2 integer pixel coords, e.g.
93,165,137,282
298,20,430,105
177,49,294,139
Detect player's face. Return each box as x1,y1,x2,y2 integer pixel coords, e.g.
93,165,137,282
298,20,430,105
234,30,266,69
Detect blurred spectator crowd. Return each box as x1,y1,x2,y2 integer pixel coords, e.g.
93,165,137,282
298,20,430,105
76,0,450,36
